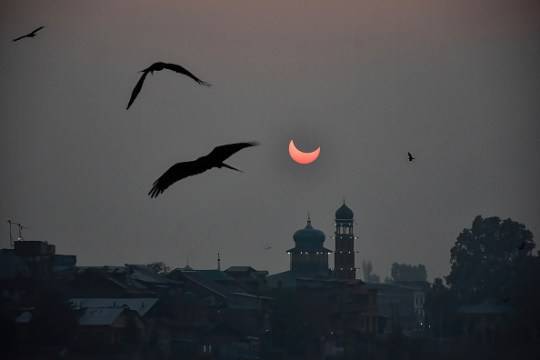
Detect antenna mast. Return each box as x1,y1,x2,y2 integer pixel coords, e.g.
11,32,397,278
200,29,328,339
7,220,27,247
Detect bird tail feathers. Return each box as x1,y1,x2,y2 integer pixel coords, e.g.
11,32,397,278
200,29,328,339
221,163,242,172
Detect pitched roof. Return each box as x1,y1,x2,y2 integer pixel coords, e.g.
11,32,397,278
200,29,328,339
15,311,32,324
197,269,235,281
78,307,128,326
179,271,231,299
125,264,180,285
266,270,330,288
69,298,158,317
225,266,256,273
169,270,254,301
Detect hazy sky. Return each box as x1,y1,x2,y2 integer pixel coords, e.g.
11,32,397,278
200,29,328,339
1,0,539,281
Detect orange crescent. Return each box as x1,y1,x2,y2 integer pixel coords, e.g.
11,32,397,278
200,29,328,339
289,139,320,164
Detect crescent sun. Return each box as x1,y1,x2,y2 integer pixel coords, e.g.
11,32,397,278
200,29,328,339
289,140,320,164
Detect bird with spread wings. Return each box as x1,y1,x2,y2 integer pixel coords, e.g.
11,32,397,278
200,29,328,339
127,62,211,109
148,142,257,198
12,26,44,42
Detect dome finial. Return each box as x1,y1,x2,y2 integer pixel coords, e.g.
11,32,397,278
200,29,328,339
335,200,354,220
307,211,311,223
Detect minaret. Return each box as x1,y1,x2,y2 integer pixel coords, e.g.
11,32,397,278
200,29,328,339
333,200,357,280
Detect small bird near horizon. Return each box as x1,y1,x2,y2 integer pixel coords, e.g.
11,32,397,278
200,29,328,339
264,246,272,250
12,26,44,42
127,62,211,109
408,152,415,162
148,142,257,198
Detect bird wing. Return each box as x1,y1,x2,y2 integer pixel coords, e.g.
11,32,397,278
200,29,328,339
126,71,149,109
206,142,258,163
148,142,257,198
163,63,211,86
148,160,211,198
30,26,44,35
12,35,28,42
12,26,44,41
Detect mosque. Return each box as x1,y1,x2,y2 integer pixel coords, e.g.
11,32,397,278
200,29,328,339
267,201,358,287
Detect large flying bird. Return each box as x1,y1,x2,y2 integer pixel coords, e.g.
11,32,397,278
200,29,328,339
12,26,45,42
148,142,257,198
408,152,415,162
126,62,211,109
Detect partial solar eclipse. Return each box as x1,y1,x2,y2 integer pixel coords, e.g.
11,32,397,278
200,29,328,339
288,140,320,164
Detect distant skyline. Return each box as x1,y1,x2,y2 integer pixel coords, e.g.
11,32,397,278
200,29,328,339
1,0,539,281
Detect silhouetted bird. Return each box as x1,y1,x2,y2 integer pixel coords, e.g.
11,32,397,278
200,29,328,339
12,26,44,42
148,142,257,198
408,152,415,162
127,62,210,109
517,242,527,250
264,246,272,250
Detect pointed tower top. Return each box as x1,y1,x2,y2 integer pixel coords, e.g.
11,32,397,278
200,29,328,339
335,201,354,220
182,257,193,271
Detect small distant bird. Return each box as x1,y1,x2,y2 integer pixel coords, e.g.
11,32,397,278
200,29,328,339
264,246,272,250
12,26,45,42
408,152,415,162
148,142,257,198
127,62,210,109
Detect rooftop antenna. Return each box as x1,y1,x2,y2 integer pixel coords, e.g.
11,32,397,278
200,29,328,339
7,220,13,248
7,220,27,247
217,253,221,271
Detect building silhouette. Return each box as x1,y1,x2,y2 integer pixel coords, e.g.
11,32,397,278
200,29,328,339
267,214,332,287
267,201,358,287
333,201,357,280
287,215,333,274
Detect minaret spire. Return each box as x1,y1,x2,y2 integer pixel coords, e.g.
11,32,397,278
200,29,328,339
217,253,221,271
333,200,356,280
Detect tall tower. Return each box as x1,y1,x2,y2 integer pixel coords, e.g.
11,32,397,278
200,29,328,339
333,201,357,280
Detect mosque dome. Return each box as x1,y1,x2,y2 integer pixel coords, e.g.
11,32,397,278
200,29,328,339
292,218,326,248
335,203,354,220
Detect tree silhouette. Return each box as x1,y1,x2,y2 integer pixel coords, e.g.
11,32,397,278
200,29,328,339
362,260,380,283
146,261,170,275
390,263,427,282
445,215,535,303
